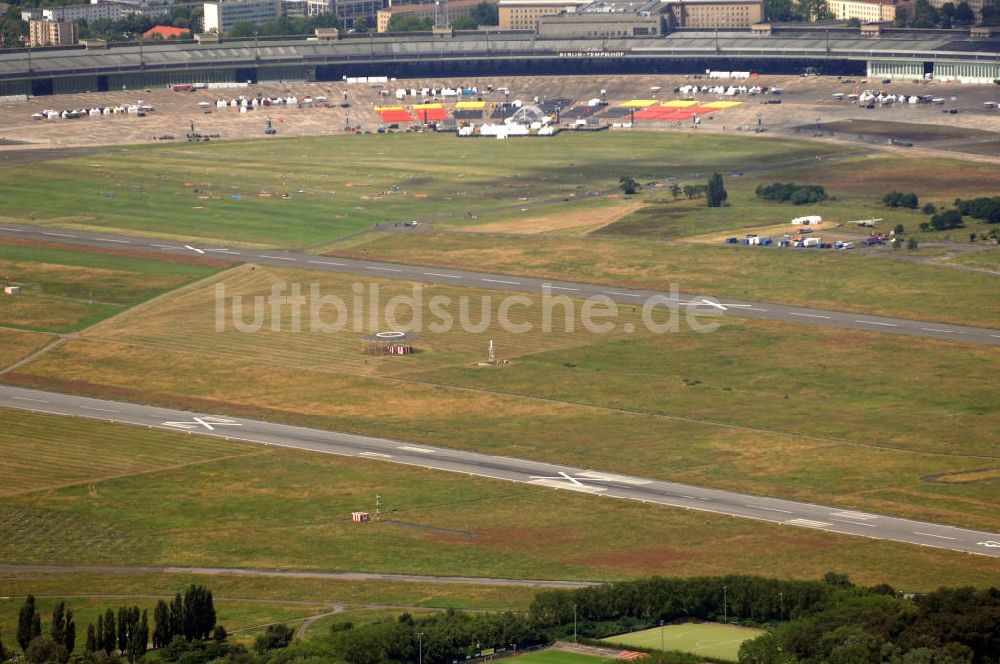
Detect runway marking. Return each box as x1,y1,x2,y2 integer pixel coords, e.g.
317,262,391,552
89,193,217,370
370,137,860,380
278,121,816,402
359,451,392,458
745,307,769,312
991,335,1000,339
0,227,23,232
423,272,460,279
831,519,877,528
603,291,641,297
855,320,897,327
43,232,76,238
184,245,205,255
697,299,727,311
81,405,119,413
151,244,182,249
482,278,520,285
529,478,606,493
163,416,241,431
921,327,953,333
260,255,296,261
785,518,831,529
11,396,48,403
548,286,580,292
745,504,793,514
96,238,130,244
398,445,434,454
914,532,957,540
791,312,831,319
977,540,1000,548
578,471,652,485
368,266,402,272
830,511,878,520
308,260,345,266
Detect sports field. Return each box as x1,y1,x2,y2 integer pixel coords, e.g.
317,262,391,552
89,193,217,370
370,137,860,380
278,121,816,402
602,623,764,662
511,650,617,664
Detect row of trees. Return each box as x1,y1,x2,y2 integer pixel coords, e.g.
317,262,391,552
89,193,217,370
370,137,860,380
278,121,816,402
15,596,76,663
763,0,984,24
756,182,828,205
530,574,844,629
8,585,215,663
762,0,831,22
227,14,343,38
883,191,919,209
85,606,149,662
955,196,1000,224
901,0,978,28
327,610,547,664
739,585,1000,663
152,584,218,647
377,1,500,31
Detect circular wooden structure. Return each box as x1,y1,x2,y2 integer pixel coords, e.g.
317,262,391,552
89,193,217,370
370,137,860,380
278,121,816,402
361,331,419,356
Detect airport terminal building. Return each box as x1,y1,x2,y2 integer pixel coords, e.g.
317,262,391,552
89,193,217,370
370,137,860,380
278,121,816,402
0,24,998,96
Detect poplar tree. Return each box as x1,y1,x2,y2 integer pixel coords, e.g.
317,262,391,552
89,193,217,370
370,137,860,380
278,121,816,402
17,595,41,652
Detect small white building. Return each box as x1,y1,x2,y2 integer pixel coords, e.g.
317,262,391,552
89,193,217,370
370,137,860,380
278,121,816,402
4,286,22,295
791,215,823,225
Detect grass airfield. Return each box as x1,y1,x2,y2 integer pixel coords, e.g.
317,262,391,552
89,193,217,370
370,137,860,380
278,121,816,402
0,133,849,248
5,263,997,530
0,127,998,625
2,409,999,594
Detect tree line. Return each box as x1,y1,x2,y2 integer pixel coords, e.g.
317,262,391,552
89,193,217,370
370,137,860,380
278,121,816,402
4,576,997,663
7,585,215,664
739,585,1000,663
755,182,828,205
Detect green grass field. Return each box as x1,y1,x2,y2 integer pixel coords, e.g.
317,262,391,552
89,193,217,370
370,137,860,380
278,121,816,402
2,409,999,589
6,265,998,531
0,133,851,249
326,231,1000,327
0,327,53,370
0,241,226,333
0,570,533,615
602,623,764,662
592,153,1000,243
511,650,617,664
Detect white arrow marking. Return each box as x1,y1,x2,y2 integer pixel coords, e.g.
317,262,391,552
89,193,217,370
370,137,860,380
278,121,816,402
698,299,727,311
398,445,434,454
529,471,587,486
978,540,1000,548
163,416,241,431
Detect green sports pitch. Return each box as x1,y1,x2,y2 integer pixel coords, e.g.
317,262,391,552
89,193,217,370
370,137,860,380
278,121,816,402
511,651,616,664
601,622,765,662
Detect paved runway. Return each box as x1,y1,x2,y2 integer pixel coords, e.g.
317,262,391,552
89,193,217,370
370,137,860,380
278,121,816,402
1,223,997,345
2,385,998,558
